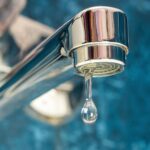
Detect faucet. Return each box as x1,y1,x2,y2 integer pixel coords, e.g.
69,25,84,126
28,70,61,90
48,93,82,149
0,6,128,120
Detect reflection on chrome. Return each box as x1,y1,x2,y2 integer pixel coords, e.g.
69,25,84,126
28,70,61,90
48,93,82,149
29,89,72,125
27,81,83,126
0,6,128,121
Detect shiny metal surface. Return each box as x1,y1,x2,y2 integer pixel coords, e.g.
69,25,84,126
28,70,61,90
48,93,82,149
0,6,129,119
67,6,128,53
26,81,83,126
66,6,128,76
72,46,125,77
0,21,74,118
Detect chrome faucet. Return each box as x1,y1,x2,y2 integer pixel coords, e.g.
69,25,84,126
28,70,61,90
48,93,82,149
0,6,128,120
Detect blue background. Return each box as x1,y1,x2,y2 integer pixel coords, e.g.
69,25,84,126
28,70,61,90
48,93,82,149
0,0,150,149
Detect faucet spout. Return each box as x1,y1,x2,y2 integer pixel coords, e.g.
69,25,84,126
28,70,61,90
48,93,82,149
0,6,128,119
66,6,128,76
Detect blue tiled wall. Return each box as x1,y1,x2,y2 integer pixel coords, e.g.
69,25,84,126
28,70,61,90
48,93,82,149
0,0,150,149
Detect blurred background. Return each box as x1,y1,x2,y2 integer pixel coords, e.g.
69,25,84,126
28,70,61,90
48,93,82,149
0,0,150,150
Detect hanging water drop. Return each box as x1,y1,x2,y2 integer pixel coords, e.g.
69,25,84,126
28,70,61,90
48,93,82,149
81,98,98,124
81,72,98,124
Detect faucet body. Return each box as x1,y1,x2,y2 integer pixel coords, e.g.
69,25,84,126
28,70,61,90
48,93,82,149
0,7,128,118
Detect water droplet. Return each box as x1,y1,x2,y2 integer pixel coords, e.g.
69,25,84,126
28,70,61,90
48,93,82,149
81,71,98,124
81,98,98,124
